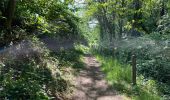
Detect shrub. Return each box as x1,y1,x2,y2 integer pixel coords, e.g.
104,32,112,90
0,38,71,99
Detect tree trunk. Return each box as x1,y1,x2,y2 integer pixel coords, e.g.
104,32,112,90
131,0,143,36
160,0,165,16
119,0,125,39
5,0,16,29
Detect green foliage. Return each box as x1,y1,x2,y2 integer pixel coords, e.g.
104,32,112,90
157,14,170,34
0,60,49,100
51,48,85,70
0,0,85,99
94,52,162,100
84,0,170,99
78,18,100,47
96,54,132,83
85,0,170,41
0,27,27,46
92,34,170,98
15,0,80,37
0,38,74,99
0,0,81,47
0,0,170,99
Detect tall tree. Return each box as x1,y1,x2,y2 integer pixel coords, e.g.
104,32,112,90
131,0,149,36
5,0,16,29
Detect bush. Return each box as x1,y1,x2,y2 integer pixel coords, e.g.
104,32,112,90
94,35,170,97
0,38,71,99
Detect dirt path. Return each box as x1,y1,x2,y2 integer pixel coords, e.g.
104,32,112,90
71,55,129,100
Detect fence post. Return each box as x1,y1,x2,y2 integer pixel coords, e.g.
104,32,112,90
132,54,136,85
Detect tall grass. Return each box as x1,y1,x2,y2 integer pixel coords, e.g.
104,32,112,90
96,55,131,83
95,53,162,100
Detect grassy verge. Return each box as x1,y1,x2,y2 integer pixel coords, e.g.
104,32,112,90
94,53,162,100
0,37,86,99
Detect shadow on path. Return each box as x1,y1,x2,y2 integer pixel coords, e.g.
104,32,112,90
71,54,129,100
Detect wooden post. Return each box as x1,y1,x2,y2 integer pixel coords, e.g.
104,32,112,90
132,54,136,85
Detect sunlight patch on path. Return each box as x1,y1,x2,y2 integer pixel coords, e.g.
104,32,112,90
71,55,129,100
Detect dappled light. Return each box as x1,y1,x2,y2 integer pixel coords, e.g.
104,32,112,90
71,55,128,100
0,0,170,100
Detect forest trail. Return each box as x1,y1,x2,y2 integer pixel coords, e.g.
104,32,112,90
71,54,129,100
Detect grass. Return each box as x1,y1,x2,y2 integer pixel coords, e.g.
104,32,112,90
50,48,85,71
94,53,162,100
50,44,163,100
0,42,86,99
96,54,132,83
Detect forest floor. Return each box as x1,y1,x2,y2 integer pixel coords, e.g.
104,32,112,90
71,54,129,100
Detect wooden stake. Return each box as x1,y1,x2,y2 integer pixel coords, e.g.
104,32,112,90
132,54,136,85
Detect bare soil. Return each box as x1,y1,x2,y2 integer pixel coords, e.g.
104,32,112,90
71,55,129,100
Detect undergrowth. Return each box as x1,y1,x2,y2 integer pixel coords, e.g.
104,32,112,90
0,37,85,99
94,53,162,100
